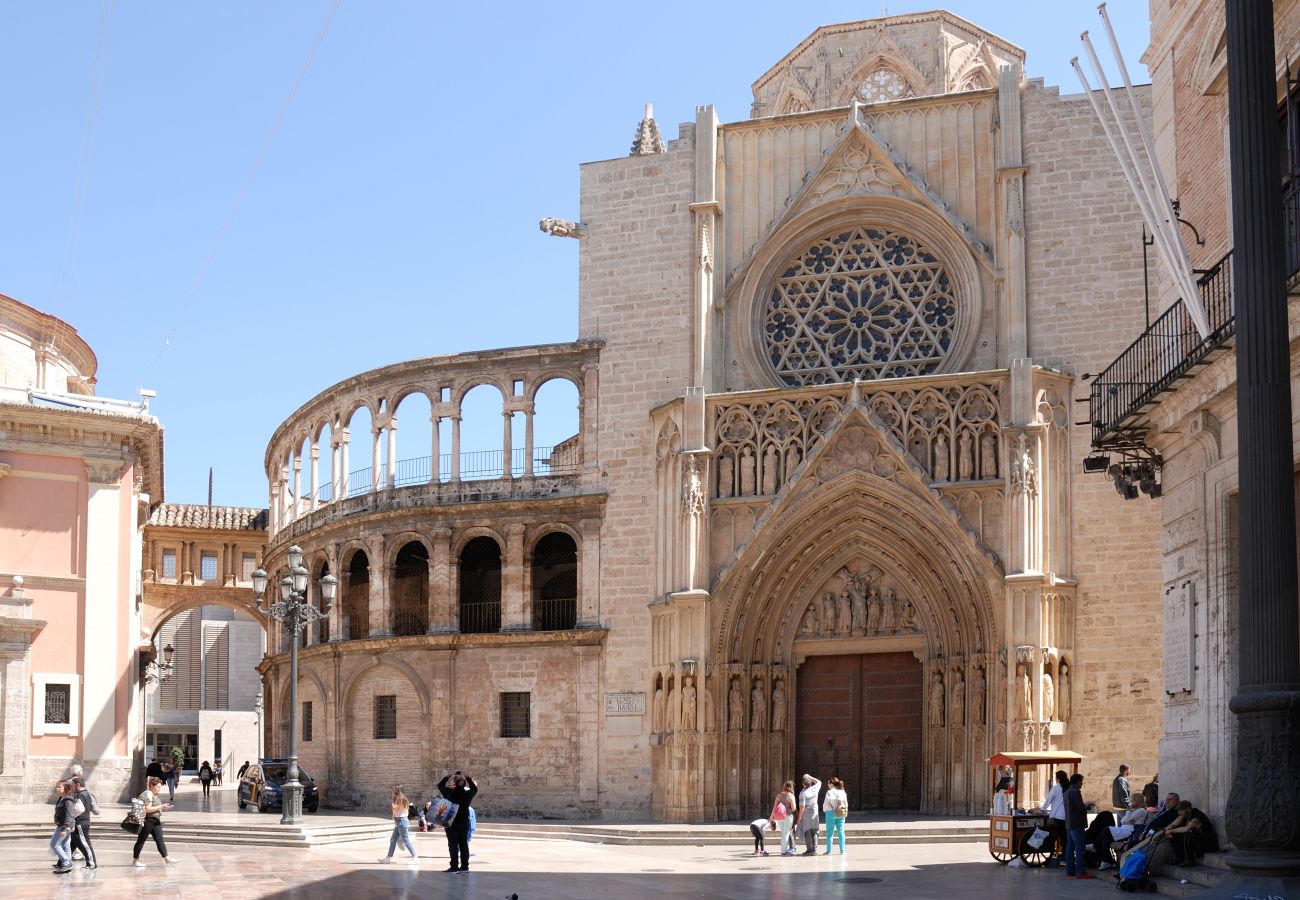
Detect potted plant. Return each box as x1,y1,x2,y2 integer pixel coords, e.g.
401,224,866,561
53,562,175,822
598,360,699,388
169,745,186,773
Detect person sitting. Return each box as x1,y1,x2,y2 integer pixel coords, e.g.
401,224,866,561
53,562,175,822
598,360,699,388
1133,791,1181,844
1161,800,1218,866
1097,794,1151,869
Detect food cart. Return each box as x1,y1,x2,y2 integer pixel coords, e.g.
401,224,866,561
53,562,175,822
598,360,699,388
987,750,1084,866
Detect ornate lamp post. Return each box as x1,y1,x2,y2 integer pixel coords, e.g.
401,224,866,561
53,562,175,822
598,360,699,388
250,546,336,826
144,643,175,685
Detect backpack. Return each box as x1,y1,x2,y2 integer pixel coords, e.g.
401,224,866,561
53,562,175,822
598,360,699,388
128,797,146,825
832,794,847,816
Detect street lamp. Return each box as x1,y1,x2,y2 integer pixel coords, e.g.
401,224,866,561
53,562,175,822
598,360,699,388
144,643,175,685
249,545,337,825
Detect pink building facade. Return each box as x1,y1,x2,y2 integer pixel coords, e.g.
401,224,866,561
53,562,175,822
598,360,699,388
0,294,163,801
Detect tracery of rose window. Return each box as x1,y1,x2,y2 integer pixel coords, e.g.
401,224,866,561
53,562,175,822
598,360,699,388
856,68,914,104
762,226,959,386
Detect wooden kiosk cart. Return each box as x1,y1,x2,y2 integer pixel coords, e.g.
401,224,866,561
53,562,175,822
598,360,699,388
987,750,1084,865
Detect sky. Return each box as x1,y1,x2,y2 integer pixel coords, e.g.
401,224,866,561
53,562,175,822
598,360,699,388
0,1,1151,507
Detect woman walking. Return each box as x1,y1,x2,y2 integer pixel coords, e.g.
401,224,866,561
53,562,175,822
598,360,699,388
379,785,419,864
198,761,214,799
133,775,179,868
823,776,849,855
49,780,76,874
771,781,798,855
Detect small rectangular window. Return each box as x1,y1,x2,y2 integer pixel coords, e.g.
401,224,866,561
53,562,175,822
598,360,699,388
373,695,397,740
241,553,257,581
302,702,313,742
500,691,530,738
45,684,71,725
200,552,218,581
161,550,177,579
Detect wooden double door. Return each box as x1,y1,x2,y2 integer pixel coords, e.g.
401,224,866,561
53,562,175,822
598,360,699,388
794,652,923,811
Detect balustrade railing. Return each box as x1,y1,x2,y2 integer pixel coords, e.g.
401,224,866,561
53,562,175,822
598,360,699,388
459,600,501,635
532,596,577,632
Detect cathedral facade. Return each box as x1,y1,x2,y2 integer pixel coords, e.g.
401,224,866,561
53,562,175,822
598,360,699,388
259,11,1164,819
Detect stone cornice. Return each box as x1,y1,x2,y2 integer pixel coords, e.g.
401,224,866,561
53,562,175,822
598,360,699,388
729,88,996,133
0,573,84,589
0,293,97,382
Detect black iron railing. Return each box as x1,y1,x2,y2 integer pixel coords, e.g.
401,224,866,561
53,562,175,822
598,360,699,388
310,445,577,503
459,600,501,635
532,596,577,631
1089,250,1235,445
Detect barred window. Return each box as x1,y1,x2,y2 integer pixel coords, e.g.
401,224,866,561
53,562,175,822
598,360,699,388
200,552,218,581
374,695,397,740
45,684,71,725
500,692,530,738
161,550,177,579
302,701,313,742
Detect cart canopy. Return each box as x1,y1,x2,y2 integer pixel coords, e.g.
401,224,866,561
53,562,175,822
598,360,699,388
988,751,1084,767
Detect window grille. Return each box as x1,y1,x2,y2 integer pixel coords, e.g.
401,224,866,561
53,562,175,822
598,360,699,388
200,552,218,581
500,692,530,738
45,684,71,725
161,550,177,579
241,554,257,581
302,701,313,742
459,537,502,634
374,695,397,740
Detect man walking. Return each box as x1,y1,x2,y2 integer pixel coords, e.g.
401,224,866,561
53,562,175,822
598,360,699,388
1111,764,1131,813
436,771,478,873
1064,773,1094,879
69,777,99,869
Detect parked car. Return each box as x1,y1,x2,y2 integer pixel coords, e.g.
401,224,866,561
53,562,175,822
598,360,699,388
238,759,320,813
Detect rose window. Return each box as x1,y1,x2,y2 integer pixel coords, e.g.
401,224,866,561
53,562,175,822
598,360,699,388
856,68,914,104
763,226,959,385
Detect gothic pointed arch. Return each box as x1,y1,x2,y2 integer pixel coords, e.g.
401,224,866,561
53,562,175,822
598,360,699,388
836,54,928,107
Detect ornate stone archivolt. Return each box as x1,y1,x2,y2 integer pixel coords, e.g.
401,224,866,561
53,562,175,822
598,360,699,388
795,565,920,639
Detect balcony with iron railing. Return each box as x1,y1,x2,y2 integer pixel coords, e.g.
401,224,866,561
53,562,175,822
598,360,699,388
311,445,577,503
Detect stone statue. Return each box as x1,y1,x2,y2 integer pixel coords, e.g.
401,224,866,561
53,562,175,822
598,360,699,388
1042,671,1055,721
898,599,918,633
850,583,867,633
822,590,837,635
980,432,997,479
771,680,786,731
929,674,945,726
866,584,881,631
933,434,950,481
1058,663,1071,722
751,680,767,731
762,445,778,494
972,665,986,725
740,447,756,496
681,676,697,731
539,217,583,238
728,677,745,731
681,454,706,517
785,445,799,481
958,432,974,481
879,587,897,632
717,453,734,498
667,678,678,731
949,669,965,726
652,680,666,733
800,601,817,636
838,590,853,635
1018,667,1032,721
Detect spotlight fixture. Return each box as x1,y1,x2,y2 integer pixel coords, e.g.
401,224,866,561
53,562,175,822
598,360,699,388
1082,453,1111,473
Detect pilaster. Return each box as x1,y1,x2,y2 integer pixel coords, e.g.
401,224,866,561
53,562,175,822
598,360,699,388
501,523,527,631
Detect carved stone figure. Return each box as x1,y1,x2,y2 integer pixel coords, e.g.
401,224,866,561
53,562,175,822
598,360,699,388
838,591,852,635
667,678,678,731
866,584,881,631
728,677,745,731
771,681,786,731
972,665,986,725
980,431,997,479
801,601,818,636
1018,667,1032,721
850,583,867,633
949,668,965,726
785,445,799,481
681,454,706,516
762,445,778,494
822,590,837,635
717,453,734,498
751,680,767,731
1042,671,1056,721
958,432,974,480
898,599,919,633
652,681,665,733
929,674,945,726
1011,433,1037,495
539,217,582,238
681,676,697,731
702,672,715,732
933,434,950,481
879,587,897,632
740,447,756,496
1058,663,1071,722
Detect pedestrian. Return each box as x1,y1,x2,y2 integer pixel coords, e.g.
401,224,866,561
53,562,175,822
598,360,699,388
749,813,774,856
379,785,419,864
822,775,848,855
1112,764,1131,812
198,760,214,799
1142,773,1159,809
49,780,76,874
238,760,251,779
67,765,84,862
214,761,223,786
436,770,478,872
1039,769,1068,866
132,775,179,868
795,773,822,856
166,758,180,802
771,781,797,855
1064,772,1094,879
146,757,165,782
69,776,100,869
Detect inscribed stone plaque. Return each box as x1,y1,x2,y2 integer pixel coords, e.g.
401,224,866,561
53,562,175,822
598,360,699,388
1163,581,1195,694
604,692,645,716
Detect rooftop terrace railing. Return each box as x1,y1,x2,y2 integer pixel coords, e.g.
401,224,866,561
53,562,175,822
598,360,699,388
311,445,577,503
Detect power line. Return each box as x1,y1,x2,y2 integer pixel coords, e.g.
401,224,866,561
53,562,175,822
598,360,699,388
144,0,344,379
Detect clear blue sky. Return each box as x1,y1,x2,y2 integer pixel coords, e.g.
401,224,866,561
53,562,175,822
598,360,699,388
0,1,1150,507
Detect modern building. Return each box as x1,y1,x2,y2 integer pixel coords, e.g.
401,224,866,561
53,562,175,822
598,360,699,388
257,10,1167,820
0,293,163,802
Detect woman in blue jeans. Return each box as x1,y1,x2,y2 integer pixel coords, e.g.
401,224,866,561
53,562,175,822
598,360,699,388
380,785,419,864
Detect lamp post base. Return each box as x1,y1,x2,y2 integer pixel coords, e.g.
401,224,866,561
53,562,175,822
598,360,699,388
280,781,305,826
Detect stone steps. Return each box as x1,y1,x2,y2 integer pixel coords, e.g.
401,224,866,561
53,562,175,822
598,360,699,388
1147,851,1232,897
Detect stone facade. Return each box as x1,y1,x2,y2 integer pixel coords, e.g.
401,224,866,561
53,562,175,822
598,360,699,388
259,11,1166,819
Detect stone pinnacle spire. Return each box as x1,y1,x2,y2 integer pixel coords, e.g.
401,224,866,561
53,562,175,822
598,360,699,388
630,103,666,156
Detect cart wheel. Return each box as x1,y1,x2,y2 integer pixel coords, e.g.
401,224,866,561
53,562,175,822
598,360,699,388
989,846,1014,864
1145,882,1158,893
1017,832,1052,867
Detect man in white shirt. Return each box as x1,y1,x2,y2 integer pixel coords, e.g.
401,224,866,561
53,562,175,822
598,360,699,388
795,774,822,856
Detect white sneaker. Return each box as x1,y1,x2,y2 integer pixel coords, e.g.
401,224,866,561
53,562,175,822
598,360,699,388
407,856,420,864
378,857,392,864
164,858,180,867
132,861,146,869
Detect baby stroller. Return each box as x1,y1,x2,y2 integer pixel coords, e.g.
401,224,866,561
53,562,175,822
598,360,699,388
1116,832,1163,893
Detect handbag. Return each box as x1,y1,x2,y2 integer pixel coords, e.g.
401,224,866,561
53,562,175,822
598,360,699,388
67,798,85,819
120,814,141,834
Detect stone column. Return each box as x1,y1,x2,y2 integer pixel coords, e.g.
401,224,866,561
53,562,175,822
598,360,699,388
292,453,302,520
501,523,527,630
522,402,535,478
575,645,600,805
1211,2,1300,892
450,416,462,482
338,428,350,499
385,417,397,489
430,416,441,483
580,365,598,470
83,460,127,771
428,528,452,633
368,538,390,637
501,411,514,479
997,63,1027,365
331,434,341,502
309,446,319,512
370,427,382,494
578,518,601,627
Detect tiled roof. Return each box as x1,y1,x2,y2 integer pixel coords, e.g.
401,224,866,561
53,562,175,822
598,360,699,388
148,503,268,532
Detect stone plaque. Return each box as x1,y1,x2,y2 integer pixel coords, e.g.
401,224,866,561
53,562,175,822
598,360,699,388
604,692,645,716
1163,581,1195,695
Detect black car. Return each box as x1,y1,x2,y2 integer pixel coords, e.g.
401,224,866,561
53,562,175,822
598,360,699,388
237,760,320,813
